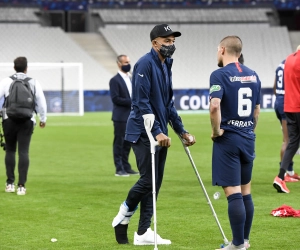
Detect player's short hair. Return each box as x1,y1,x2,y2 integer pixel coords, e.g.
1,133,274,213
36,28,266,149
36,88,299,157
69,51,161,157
220,36,242,57
14,57,27,73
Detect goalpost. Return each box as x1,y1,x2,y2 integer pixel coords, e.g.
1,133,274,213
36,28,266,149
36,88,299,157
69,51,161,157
0,62,84,116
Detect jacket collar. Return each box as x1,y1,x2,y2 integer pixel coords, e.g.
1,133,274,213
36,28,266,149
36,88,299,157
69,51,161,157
12,72,27,79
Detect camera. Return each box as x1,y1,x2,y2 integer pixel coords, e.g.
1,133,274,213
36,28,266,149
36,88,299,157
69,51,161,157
0,140,5,151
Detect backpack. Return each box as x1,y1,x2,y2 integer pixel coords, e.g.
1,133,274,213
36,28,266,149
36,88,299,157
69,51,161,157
4,76,36,121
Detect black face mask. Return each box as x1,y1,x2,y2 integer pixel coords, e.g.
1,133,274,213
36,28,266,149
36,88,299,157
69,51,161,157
121,64,131,73
156,41,176,58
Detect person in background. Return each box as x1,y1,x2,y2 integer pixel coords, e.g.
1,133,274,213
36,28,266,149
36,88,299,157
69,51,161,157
111,24,196,245
209,36,261,250
273,45,300,193
273,58,300,183
109,55,139,177
238,53,244,64
0,57,47,195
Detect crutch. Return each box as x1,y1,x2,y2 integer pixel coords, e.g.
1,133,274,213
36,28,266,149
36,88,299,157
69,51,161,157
169,119,229,247
143,114,159,250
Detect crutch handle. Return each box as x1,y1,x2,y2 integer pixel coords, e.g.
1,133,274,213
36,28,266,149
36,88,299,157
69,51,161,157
143,114,159,153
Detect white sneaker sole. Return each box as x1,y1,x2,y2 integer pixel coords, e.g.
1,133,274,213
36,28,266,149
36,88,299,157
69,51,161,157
17,188,26,195
133,229,171,246
134,241,171,245
5,190,15,193
134,237,171,245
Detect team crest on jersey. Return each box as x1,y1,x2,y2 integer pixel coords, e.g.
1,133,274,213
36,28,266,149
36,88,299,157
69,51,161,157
210,85,221,93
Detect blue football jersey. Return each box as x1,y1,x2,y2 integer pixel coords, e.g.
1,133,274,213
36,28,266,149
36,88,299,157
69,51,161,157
209,62,261,139
275,60,285,96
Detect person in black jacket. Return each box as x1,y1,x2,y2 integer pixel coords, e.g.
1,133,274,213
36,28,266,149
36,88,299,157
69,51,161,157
109,55,139,177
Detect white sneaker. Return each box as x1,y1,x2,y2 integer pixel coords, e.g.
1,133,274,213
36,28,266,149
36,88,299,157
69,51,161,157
134,228,171,245
17,186,26,195
5,183,15,193
216,243,246,250
244,239,250,249
225,240,250,249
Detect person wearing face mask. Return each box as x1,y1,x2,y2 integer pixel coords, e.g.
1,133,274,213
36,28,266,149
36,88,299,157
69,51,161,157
109,55,139,177
111,24,196,245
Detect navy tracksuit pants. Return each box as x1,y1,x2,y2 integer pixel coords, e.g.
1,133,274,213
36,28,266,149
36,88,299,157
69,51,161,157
125,133,168,231
3,118,33,186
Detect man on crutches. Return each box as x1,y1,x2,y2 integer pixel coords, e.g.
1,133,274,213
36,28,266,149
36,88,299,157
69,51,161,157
112,24,196,247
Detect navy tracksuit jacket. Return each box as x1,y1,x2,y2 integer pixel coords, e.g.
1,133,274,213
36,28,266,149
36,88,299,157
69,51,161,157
125,48,187,143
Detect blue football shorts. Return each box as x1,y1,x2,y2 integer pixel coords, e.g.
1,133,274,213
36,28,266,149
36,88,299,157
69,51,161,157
274,96,286,122
212,131,255,187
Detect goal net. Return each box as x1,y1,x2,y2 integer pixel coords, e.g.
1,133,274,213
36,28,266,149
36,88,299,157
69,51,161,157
0,62,84,116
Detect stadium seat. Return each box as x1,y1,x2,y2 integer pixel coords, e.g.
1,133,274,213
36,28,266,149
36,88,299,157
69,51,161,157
100,24,292,89
0,24,112,90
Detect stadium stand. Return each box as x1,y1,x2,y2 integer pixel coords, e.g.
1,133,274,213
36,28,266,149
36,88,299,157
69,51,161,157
68,32,117,74
0,7,39,23
0,24,112,90
0,5,288,91
1,0,296,10
89,0,275,9
0,1,298,97
94,8,273,24
99,24,292,89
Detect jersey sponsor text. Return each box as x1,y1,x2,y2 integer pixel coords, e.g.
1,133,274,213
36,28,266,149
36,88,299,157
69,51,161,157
229,75,257,83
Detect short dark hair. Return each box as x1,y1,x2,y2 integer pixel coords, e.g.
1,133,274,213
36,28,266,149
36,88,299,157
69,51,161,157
14,57,27,73
220,36,242,57
117,55,126,63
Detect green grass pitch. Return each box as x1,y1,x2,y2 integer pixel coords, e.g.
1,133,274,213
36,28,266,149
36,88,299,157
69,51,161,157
0,111,299,249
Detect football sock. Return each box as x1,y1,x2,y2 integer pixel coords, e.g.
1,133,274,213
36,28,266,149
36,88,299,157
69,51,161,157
278,168,286,180
279,162,294,176
287,161,294,174
227,193,245,247
243,194,254,240
286,170,295,176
